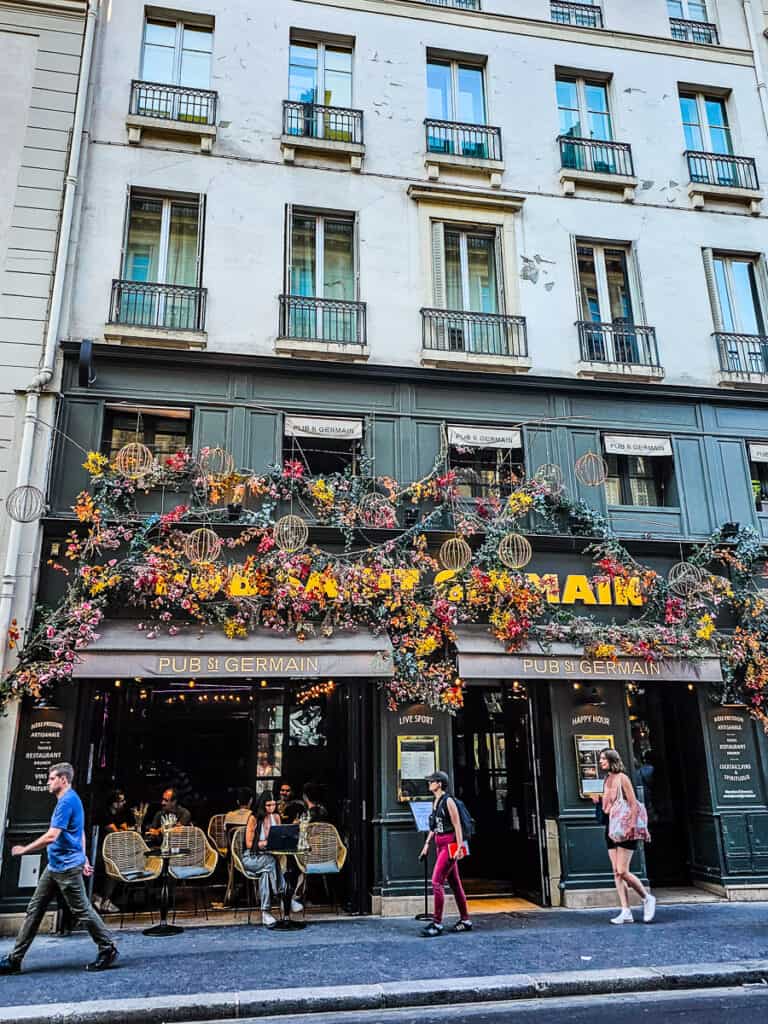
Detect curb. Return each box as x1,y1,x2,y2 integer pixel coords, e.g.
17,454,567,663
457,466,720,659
2,960,768,1023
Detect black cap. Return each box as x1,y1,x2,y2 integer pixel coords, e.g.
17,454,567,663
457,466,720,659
426,770,450,790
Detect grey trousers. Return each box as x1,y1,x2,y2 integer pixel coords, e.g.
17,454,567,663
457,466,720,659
10,866,113,964
241,852,285,910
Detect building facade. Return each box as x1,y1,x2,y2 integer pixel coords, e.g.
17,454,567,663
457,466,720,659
4,0,768,918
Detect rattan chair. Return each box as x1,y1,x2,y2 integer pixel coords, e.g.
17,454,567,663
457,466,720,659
230,826,279,924
168,825,219,920
102,830,162,928
207,814,228,858
294,822,347,909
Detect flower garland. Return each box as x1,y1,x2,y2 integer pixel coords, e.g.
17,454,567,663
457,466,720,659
4,450,768,723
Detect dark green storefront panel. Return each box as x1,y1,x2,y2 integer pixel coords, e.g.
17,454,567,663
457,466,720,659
192,406,230,453
708,438,756,529
675,436,713,536
51,398,103,512
370,417,398,479
234,409,279,473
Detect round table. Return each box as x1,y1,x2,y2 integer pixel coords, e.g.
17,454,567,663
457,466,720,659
143,848,189,937
267,847,308,931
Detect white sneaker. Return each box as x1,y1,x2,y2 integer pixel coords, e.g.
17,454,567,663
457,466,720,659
643,893,657,923
100,900,120,914
290,899,304,914
262,911,277,928
610,909,634,925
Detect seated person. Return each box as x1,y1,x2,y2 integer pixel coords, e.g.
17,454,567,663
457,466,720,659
302,783,330,824
277,782,295,822
95,789,132,914
281,799,306,824
224,787,253,827
241,790,301,927
147,787,192,836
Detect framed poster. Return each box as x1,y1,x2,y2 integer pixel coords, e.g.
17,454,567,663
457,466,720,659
575,734,614,798
397,735,439,801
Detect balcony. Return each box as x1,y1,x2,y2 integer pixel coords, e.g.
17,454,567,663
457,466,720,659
424,119,504,187
716,332,768,388
576,322,664,381
550,1,603,28
420,308,530,372
669,17,718,45
276,295,369,362
280,101,365,171
105,280,207,349
126,81,218,152
685,152,762,214
558,136,637,200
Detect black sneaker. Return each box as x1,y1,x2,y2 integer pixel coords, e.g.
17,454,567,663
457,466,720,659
0,957,21,975
452,920,473,933
421,922,444,937
85,945,118,972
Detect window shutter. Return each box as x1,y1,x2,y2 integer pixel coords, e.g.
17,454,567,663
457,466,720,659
494,226,507,314
702,248,724,331
627,244,647,325
283,203,293,295
353,212,360,301
754,256,768,334
569,235,584,319
119,185,132,278
195,194,206,287
431,220,446,308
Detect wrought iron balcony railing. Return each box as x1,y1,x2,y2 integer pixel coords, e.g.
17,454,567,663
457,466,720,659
685,151,759,191
423,0,480,8
279,295,367,346
551,1,603,27
669,17,718,44
421,309,528,358
715,332,768,377
425,119,502,162
129,80,217,126
577,321,661,368
282,100,364,145
559,136,634,177
109,280,207,332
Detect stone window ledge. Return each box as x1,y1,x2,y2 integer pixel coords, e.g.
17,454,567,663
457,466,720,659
280,134,365,171
718,370,768,389
425,152,505,189
103,324,207,350
576,360,664,382
560,167,637,202
688,182,762,215
421,349,531,373
126,114,216,153
275,337,370,362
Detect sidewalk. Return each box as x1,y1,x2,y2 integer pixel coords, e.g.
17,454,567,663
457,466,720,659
0,903,766,1022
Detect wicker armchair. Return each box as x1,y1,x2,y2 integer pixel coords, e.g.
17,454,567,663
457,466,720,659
102,830,162,928
168,825,219,920
230,825,277,924
207,814,228,857
294,822,347,909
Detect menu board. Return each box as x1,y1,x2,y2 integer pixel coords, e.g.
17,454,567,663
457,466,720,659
13,707,68,822
397,735,439,801
707,707,765,806
575,734,614,798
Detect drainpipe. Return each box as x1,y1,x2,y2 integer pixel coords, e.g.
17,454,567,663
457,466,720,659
742,0,768,135
0,0,99,678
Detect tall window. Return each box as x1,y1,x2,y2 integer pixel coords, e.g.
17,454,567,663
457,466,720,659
576,243,640,362
679,93,731,154
445,228,498,314
289,211,355,301
713,255,765,336
123,194,201,288
288,40,352,107
141,19,213,89
449,446,524,499
282,418,362,476
102,408,191,462
557,76,612,141
667,0,709,22
427,58,486,124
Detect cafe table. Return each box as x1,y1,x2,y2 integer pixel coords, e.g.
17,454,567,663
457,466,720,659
269,844,309,931
143,847,189,936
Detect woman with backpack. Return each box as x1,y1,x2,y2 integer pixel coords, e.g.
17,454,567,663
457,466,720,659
591,748,656,925
419,771,472,937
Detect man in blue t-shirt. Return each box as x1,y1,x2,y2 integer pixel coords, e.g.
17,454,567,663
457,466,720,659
0,762,118,974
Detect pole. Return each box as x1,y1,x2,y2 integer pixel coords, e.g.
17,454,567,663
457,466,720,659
415,846,432,922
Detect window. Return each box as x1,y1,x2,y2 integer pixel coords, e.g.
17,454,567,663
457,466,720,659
123,193,202,288
427,58,486,125
445,228,499,314
141,18,212,89
448,429,524,500
679,93,731,154
287,209,355,301
556,75,612,141
605,455,674,507
712,255,765,335
288,39,352,108
102,407,191,462
667,0,709,22
576,242,641,360
748,444,768,510
283,416,362,476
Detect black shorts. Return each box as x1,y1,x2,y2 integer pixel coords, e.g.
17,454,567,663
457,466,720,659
605,827,638,852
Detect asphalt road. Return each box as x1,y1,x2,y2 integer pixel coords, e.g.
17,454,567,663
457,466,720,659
230,986,768,1024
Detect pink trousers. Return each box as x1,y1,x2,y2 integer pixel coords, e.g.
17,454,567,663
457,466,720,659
432,832,470,924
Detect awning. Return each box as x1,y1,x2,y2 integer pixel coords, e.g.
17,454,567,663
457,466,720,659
72,622,393,679
748,442,768,464
285,415,363,440
448,424,522,449
603,435,672,458
455,627,722,683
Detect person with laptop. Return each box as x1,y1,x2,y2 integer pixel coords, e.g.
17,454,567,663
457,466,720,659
242,790,302,927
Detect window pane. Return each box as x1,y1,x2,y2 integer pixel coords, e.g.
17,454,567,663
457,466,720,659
679,95,704,150
689,1,708,21
124,198,162,281
142,44,175,84
166,203,199,286
628,458,660,507
705,99,731,154
604,249,634,323
180,49,211,89
605,454,621,504
145,20,176,47
467,234,497,313
427,61,452,120
577,246,601,321
291,215,316,296
182,26,213,53
714,258,736,332
445,230,462,309
324,67,352,108
585,84,611,141
457,65,485,124
556,78,581,136
325,47,352,74
731,260,763,335
289,44,318,103
667,1,684,17
323,219,354,300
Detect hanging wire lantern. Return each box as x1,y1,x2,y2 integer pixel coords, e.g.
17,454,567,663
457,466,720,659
274,514,309,553
668,561,705,597
197,446,235,480
115,442,155,480
358,492,396,527
439,536,472,572
575,451,608,487
6,485,45,523
185,527,223,564
533,463,564,495
498,532,533,570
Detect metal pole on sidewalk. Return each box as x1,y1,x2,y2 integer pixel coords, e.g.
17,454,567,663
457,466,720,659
415,852,432,922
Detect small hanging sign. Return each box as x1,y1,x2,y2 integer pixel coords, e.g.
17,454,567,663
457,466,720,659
748,442,768,464
603,435,672,458
448,425,522,449
285,415,363,439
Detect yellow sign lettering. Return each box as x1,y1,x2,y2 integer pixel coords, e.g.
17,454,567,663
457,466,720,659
562,574,597,605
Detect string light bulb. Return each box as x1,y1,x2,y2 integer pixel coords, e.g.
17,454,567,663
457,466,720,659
296,680,336,704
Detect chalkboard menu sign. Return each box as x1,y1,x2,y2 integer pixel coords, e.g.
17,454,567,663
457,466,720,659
706,707,765,806
12,707,69,823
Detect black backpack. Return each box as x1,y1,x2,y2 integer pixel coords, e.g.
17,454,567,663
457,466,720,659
437,794,475,838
